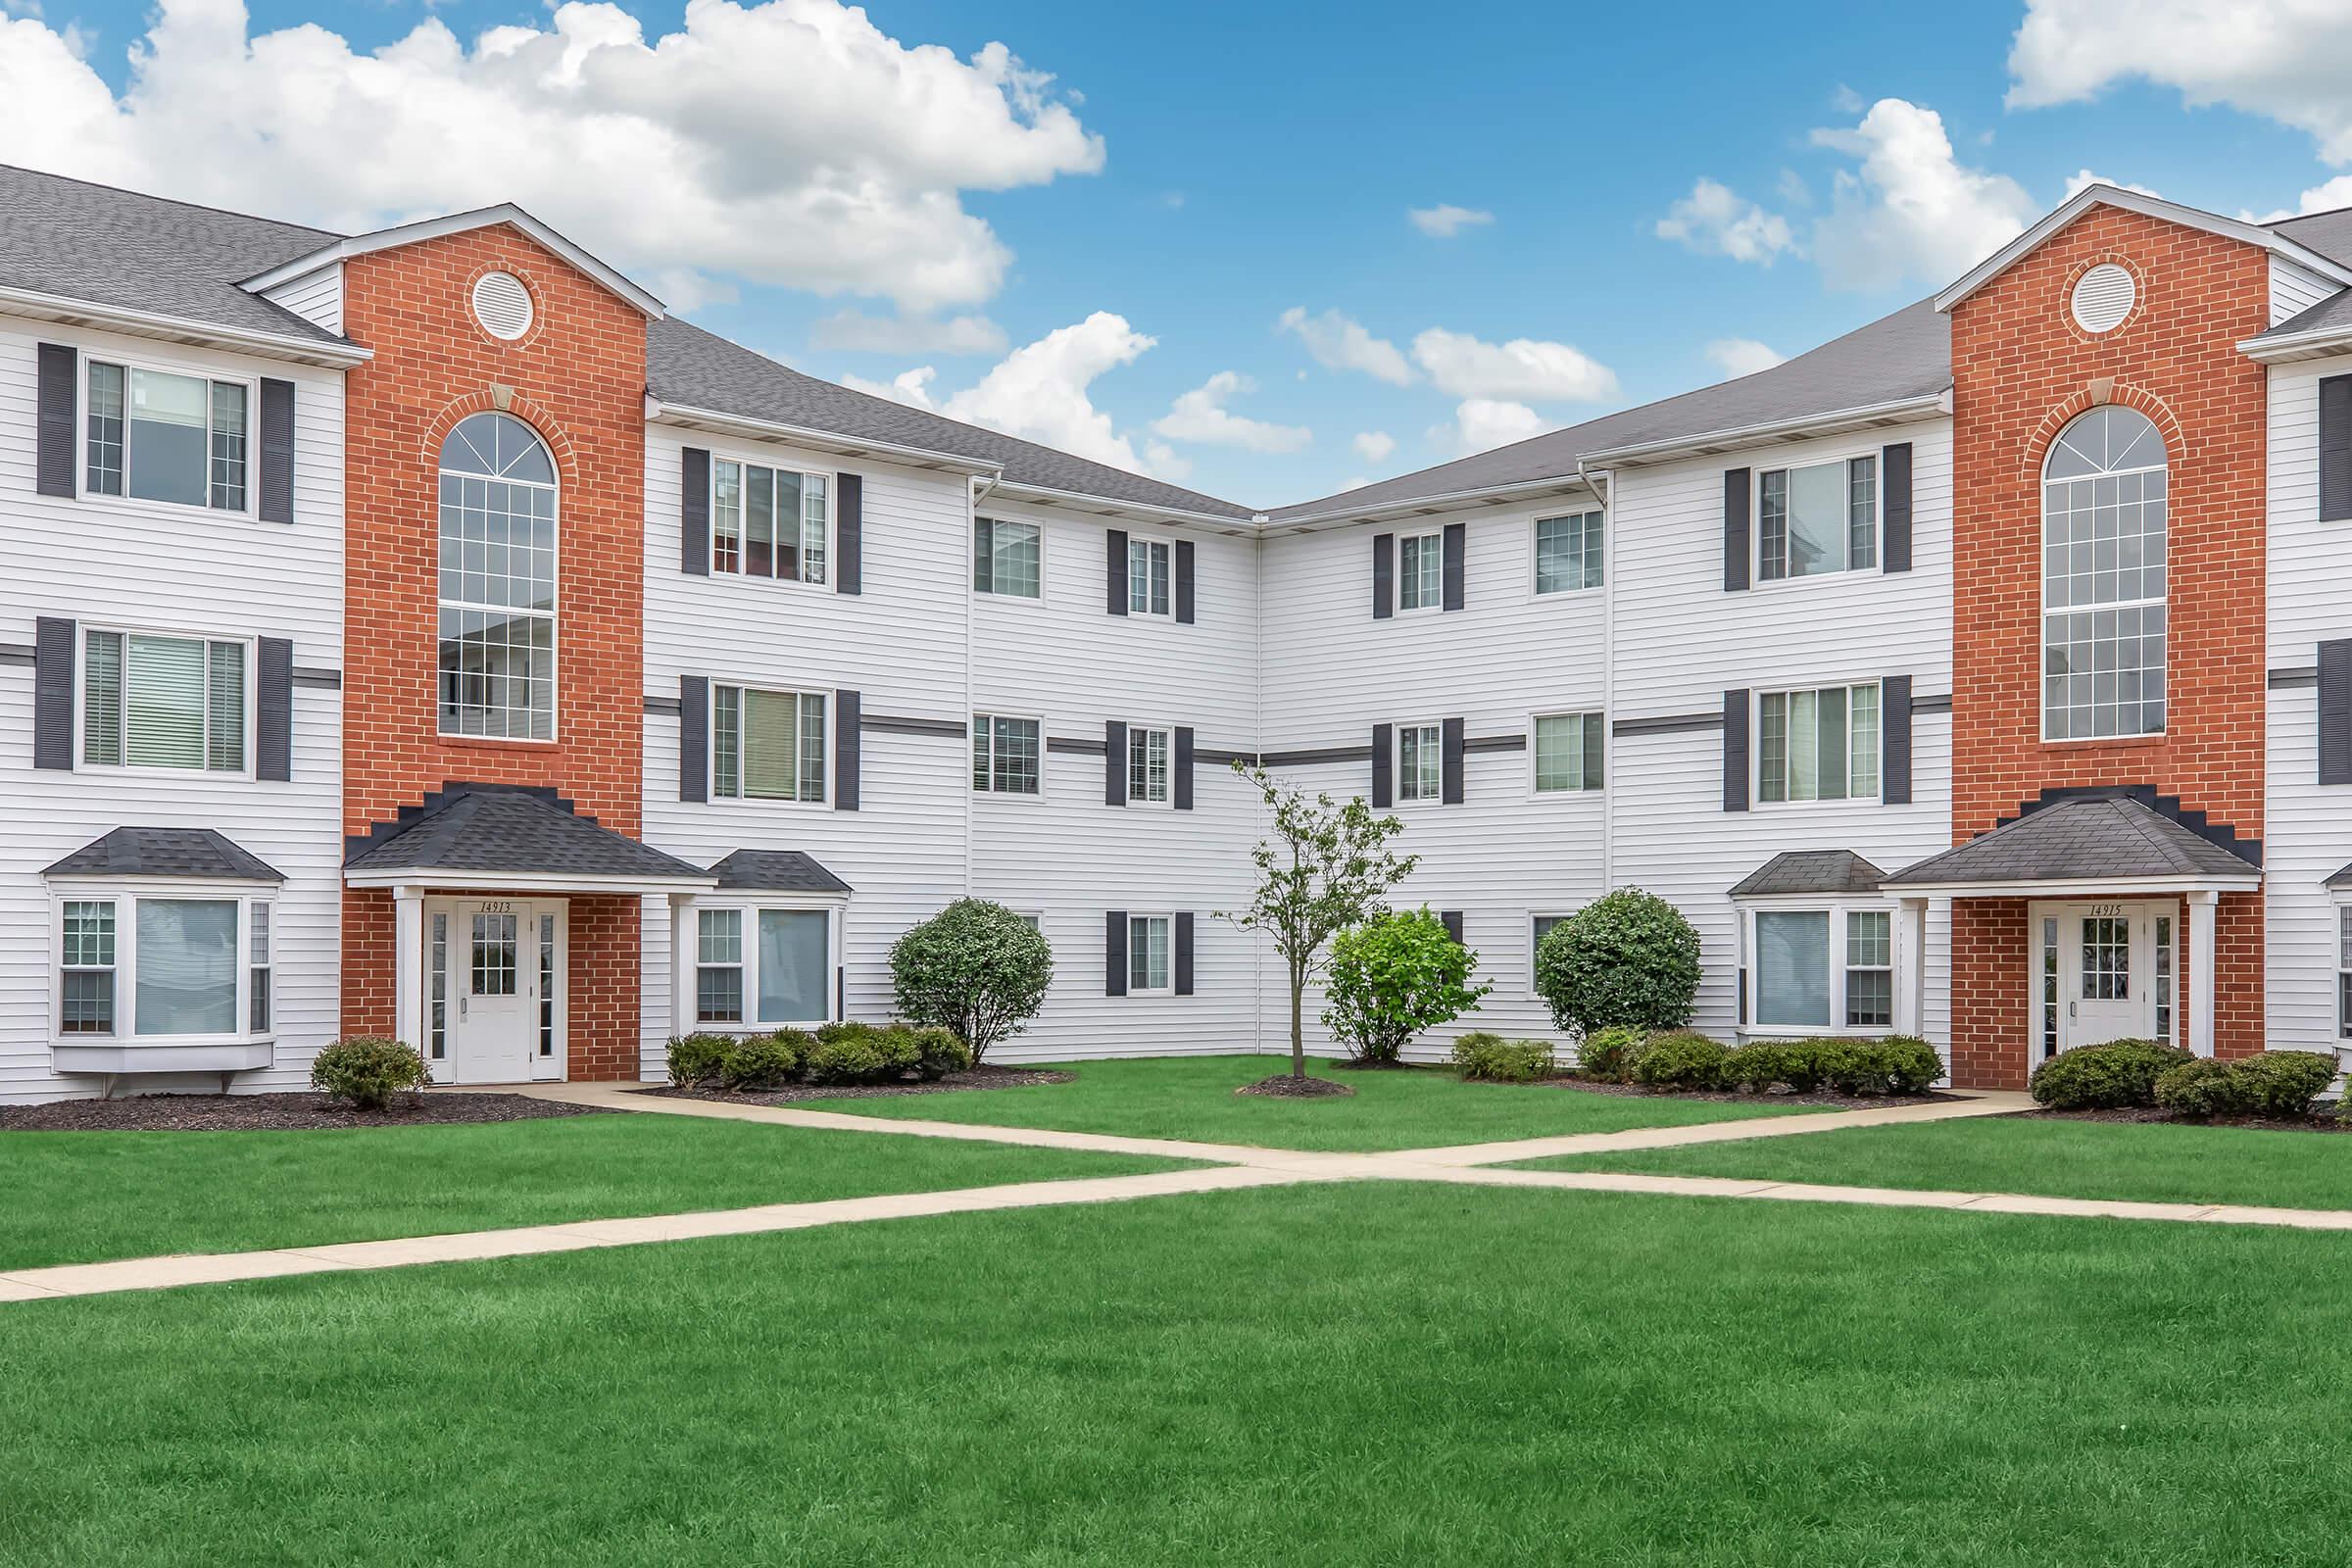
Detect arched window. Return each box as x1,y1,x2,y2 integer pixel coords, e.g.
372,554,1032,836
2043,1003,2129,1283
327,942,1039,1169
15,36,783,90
2041,406,2167,740
436,413,557,740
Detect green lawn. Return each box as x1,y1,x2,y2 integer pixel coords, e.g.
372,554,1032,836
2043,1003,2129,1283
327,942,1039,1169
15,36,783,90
0,1114,1182,1272
6,1182,2349,1565
1514,1112,2352,1210
806,1054,1800,1151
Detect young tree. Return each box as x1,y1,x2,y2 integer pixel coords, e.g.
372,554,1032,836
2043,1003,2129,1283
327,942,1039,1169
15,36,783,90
1222,763,1418,1080
1322,907,1491,1063
890,898,1054,1065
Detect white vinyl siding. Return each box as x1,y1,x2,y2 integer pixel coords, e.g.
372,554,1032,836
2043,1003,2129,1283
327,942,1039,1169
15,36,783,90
712,684,827,803
1758,455,1877,581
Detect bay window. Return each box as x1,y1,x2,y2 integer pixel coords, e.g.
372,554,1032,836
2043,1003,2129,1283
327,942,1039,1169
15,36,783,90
1758,455,1877,581
693,905,836,1026
1744,902,1895,1035
713,684,828,803
713,459,828,584
1757,683,1880,804
82,628,248,773
52,893,273,1043
84,361,250,512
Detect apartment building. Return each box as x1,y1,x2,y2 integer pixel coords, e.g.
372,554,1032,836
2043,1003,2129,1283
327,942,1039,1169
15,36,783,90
3,166,2349,1101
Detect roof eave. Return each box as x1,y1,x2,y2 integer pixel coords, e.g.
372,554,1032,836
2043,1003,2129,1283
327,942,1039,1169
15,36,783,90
241,205,666,320
0,283,371,368
343,866,718,893
1266,469,1606,533
1577,391,1952,471
1881,873,2259,898
645,397,1005,478
2237,323,2352,364
985,478,1259,532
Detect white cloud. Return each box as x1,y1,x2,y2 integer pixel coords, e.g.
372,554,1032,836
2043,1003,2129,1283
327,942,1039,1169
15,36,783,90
1655,177,1798,265
1408,203,1494,237
1705,338,1785,377
1144,441,1191,481
2009,0,2352,165
1410,327,1618,404
1428,398,1549,457
2063,168,2162,200
839,366,938,409
2292,174,2352,215
1150,371,1311,454
0,0,1106,312
1276,306,1414,386
1351,430,1396,465
935,312,1157,473
1808,99,2036,292
811,308,1009,356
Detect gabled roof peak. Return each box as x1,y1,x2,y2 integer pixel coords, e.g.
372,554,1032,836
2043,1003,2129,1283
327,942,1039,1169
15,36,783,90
241,204,665,320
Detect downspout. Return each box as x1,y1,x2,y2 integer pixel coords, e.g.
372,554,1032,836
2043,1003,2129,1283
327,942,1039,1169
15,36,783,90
966,473,1000,901
1252,520,1267,1056
1578,457,1613,895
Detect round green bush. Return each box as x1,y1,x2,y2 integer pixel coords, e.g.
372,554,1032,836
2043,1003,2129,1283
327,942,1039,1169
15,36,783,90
665,1032,734,1088
1723,1040,1800,1094
2151,1056,2237,1119
1575,1024,1646,1083
1322,907,1490,1063
310,1036,431,1110
1449,1031,1556,1083
910,1025,972,1081
1627,1029,1731,1092
1534,890,1700,1037
2159,1051,2337,1119
2028,1038,2192,1110
890,899,1054,1065
719,1030,807,1091
1824,1035,1945,1096
803,1035,888,1085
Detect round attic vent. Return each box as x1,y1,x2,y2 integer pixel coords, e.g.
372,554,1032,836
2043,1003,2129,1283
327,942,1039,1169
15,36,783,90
471,270,535,341
2070,263,2136,334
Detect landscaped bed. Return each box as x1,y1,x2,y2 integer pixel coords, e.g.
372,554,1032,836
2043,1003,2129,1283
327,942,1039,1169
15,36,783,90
0,1091,595,1133
7,1181,2350,1565
0,1113,1187,1273
643,1062,1074,1105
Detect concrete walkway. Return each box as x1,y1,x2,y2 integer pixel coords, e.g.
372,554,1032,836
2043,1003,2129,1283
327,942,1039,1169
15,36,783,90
12,1082,2350,1305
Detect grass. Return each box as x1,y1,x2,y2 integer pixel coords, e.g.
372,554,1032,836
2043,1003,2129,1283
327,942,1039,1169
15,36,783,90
805,1054,1801,1151
0,1113,1184,1272
7,1181,2351,1565
1512,1111,2352,1210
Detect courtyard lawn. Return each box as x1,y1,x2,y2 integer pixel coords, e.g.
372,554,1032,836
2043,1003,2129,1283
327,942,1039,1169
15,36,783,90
805,1054,1801,1151
0,1114,1184,1272
1514,1111,2352,1210
6,1182,2350,1565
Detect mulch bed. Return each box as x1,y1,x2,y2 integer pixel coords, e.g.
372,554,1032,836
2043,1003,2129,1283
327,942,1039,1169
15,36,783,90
1235,1074,1355,1099
0,1092,596,1133
643,1063,1075,1106
1539,1077,1963,1109
2034,1105,2352,1135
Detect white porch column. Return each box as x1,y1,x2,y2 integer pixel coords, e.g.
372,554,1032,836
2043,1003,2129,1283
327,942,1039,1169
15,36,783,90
668,891,699,1038
1895,897,1930,1037
2186,891,2219,1059
393,885,425,1057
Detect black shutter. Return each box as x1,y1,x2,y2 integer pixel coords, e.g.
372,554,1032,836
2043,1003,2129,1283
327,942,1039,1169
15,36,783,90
256,637,292,782
972,516,993,591
1372,533,1395,619
1441,716,1465,804
2322,640,2352,785
1175,912,1195,997
1175,539,1196,624
1175,725,1195,809
1584,711,1605,790
1723,467,1751,592
257,379,295,523
1442,521,1466,612
835,472,862,595
1881,442,1913,573
834,688,860,810
1722,689,1749,811
1441,910,1464,944
2323,374,2352,524
1105,911,1128,996
680,448,710,575
1106,529,1129,615
35,344,74,499
1104,720,1127,806
33,616,74,770
1370,722,1393,808
1881,675,1912,806
679,675,709,803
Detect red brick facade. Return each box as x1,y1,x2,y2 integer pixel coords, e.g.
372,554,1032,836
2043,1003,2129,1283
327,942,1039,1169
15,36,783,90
336,225,650,1080
1945,206,2272,1086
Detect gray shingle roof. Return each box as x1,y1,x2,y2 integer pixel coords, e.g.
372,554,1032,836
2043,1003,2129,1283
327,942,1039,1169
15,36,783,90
708,849,853,895
2270,206,2352,269
1881,797,2260,888
345,784,710,884
648,318,1256,520
0,165,344,344
2250,285,2352,345
1730,850,1886,899
45,826,284,882
1269,299,1951,521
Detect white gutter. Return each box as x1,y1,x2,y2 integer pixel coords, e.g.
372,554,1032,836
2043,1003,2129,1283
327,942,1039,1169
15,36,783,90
645,398,1004,476
0,284,373,367
2236,320,2352,364
1265,469,1605,532
1578,391,1950,469
987,478,1258,532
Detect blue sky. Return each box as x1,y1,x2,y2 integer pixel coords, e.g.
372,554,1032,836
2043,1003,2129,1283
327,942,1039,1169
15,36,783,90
11,0,2351,506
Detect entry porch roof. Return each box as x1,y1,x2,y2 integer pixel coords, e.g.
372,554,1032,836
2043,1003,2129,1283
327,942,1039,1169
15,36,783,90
1880,794,2260,899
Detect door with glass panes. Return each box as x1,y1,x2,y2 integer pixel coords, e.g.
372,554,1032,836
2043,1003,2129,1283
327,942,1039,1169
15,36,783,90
2034,902,2173,1064
426,900,565,1084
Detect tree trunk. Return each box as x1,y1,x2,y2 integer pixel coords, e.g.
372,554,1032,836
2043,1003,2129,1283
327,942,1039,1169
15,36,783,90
1290,962,1305,1079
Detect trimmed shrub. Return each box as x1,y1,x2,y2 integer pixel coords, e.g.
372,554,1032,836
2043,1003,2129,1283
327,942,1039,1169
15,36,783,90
2151,1057,2238,1119
311,1036,431,1110
1451,1031,1557,1084
803,1034,889,1085
2159,1052,2337,1120
665,1032,734,1089
1628,1029,1732,1092
910,1025,972,1081
800,1023,945,1086
1824,1035,1945,1097
1575,1024,1646,1083
2029,1038,2191,1110
1724,1040,1804,1094
1534,889,1701,1037
890,899,1054,1065
1322,907,1491,1063
719,1030,807,1092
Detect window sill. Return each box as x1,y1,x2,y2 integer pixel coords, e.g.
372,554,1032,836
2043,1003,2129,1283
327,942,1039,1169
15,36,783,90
2034,733,2167,752
438,732,560,752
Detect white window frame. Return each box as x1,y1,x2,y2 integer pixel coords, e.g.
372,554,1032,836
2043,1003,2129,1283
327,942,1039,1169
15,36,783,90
74,622,257,781
1530,911,1571,994
972,711,1046,800
1126,721,1175,808
1531,509,1604,597
2329,898,2352,1043
685,899,844,1029
1528,710,1604,796
1127,912,1175,997
1754,682,1883,807
46,886,276,1049
972,514,1044,601
1754,452,1880,585
710,682,830,807
1396,530,1444,613
2038,408,2169,743
1127,535,1174,619
1395,720,1445,804
1736,898,1897,1039
76,351,261,521
708,451,834,588
436,414,561,745
693,906,747,1026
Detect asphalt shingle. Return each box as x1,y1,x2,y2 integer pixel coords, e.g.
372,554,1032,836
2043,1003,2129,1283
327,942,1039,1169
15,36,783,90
44,826,284,882
1730,850,1887,899
708,850,854,895
1881,797,2259,888
345,784,710,884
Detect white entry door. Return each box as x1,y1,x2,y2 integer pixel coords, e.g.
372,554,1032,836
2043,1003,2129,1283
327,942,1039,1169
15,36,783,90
2037,901,2170,1062
433,900,565,1085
